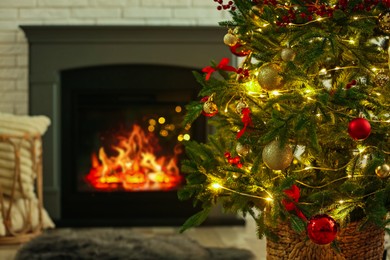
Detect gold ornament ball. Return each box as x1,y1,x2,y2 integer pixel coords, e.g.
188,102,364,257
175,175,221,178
236,142,251,156
281,48,296,62
223,33,238,47
378,11,390,34
257,63,284,91
262,140,293,170
374,72,390,87
203,100,218,114
375,164,390,178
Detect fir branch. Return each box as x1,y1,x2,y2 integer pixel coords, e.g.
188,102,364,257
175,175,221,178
339,180,365,197
179,207,211,233
255,211,266,240
307,121,321,153
294,113,310,132
306,190,339,208
221,192,251,213
183,101,202,127
192,71,208,89
365,190,388,227
178,184,200,201
290,214,306,233
251,153,263,177
330,201,360,226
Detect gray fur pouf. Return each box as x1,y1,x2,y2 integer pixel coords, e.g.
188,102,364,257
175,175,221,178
15,229,256,260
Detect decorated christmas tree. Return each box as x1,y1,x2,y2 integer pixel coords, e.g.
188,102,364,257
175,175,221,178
179,0,390,258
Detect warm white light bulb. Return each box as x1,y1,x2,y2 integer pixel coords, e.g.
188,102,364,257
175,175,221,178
319,68,327,75
211,183,222,190
357,145,366,154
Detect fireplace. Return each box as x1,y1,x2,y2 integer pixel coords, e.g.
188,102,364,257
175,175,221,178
21,26,240,226
60,64,205,225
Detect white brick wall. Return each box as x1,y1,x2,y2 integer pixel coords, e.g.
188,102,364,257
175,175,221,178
0,0,230,115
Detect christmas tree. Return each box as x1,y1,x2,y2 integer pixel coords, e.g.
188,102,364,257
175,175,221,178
179,0,390,256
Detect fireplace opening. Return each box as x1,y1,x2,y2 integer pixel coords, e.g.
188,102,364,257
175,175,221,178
78,95,188,193
60,64,206,226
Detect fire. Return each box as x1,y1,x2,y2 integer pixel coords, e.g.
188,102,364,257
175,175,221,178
85,124,183,191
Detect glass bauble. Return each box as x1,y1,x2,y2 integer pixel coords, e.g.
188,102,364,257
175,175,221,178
281,48,296,62
230,43,251,57
257,63,284,91
348,118,371,140
223,33,238,46
307,214,338,245
375,164,390,178
262,140,293,170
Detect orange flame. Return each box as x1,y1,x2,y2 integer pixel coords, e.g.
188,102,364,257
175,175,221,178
85,124,183,191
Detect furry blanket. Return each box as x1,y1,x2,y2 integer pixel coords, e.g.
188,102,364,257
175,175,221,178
15,228,255,260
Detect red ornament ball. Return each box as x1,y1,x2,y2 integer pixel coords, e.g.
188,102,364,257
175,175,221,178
229,43,251,57
348,118,371,140
307,214,338,245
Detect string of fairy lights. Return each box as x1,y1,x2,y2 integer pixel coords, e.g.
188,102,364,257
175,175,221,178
209,143,389,202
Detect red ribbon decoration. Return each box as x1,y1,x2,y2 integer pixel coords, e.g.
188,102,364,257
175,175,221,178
236,107,252,139
282,184,307,221
202,58,237,81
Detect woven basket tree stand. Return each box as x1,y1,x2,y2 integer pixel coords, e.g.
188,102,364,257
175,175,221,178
0,134,44,244
266,221,385,259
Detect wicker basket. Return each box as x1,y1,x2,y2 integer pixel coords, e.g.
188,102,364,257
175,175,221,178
0,134,44,244
267,221,385,259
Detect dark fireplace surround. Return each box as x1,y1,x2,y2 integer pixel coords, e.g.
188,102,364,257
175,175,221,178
21,26,239,226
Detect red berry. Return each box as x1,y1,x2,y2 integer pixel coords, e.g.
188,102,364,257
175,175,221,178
224,152,231,158
217,6,222,10
350,79,357,85
233,156,241,164
236,163,243,168
228,158,235,164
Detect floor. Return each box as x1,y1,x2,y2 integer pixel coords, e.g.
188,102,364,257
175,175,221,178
0,217,388,260
0,216,266,260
